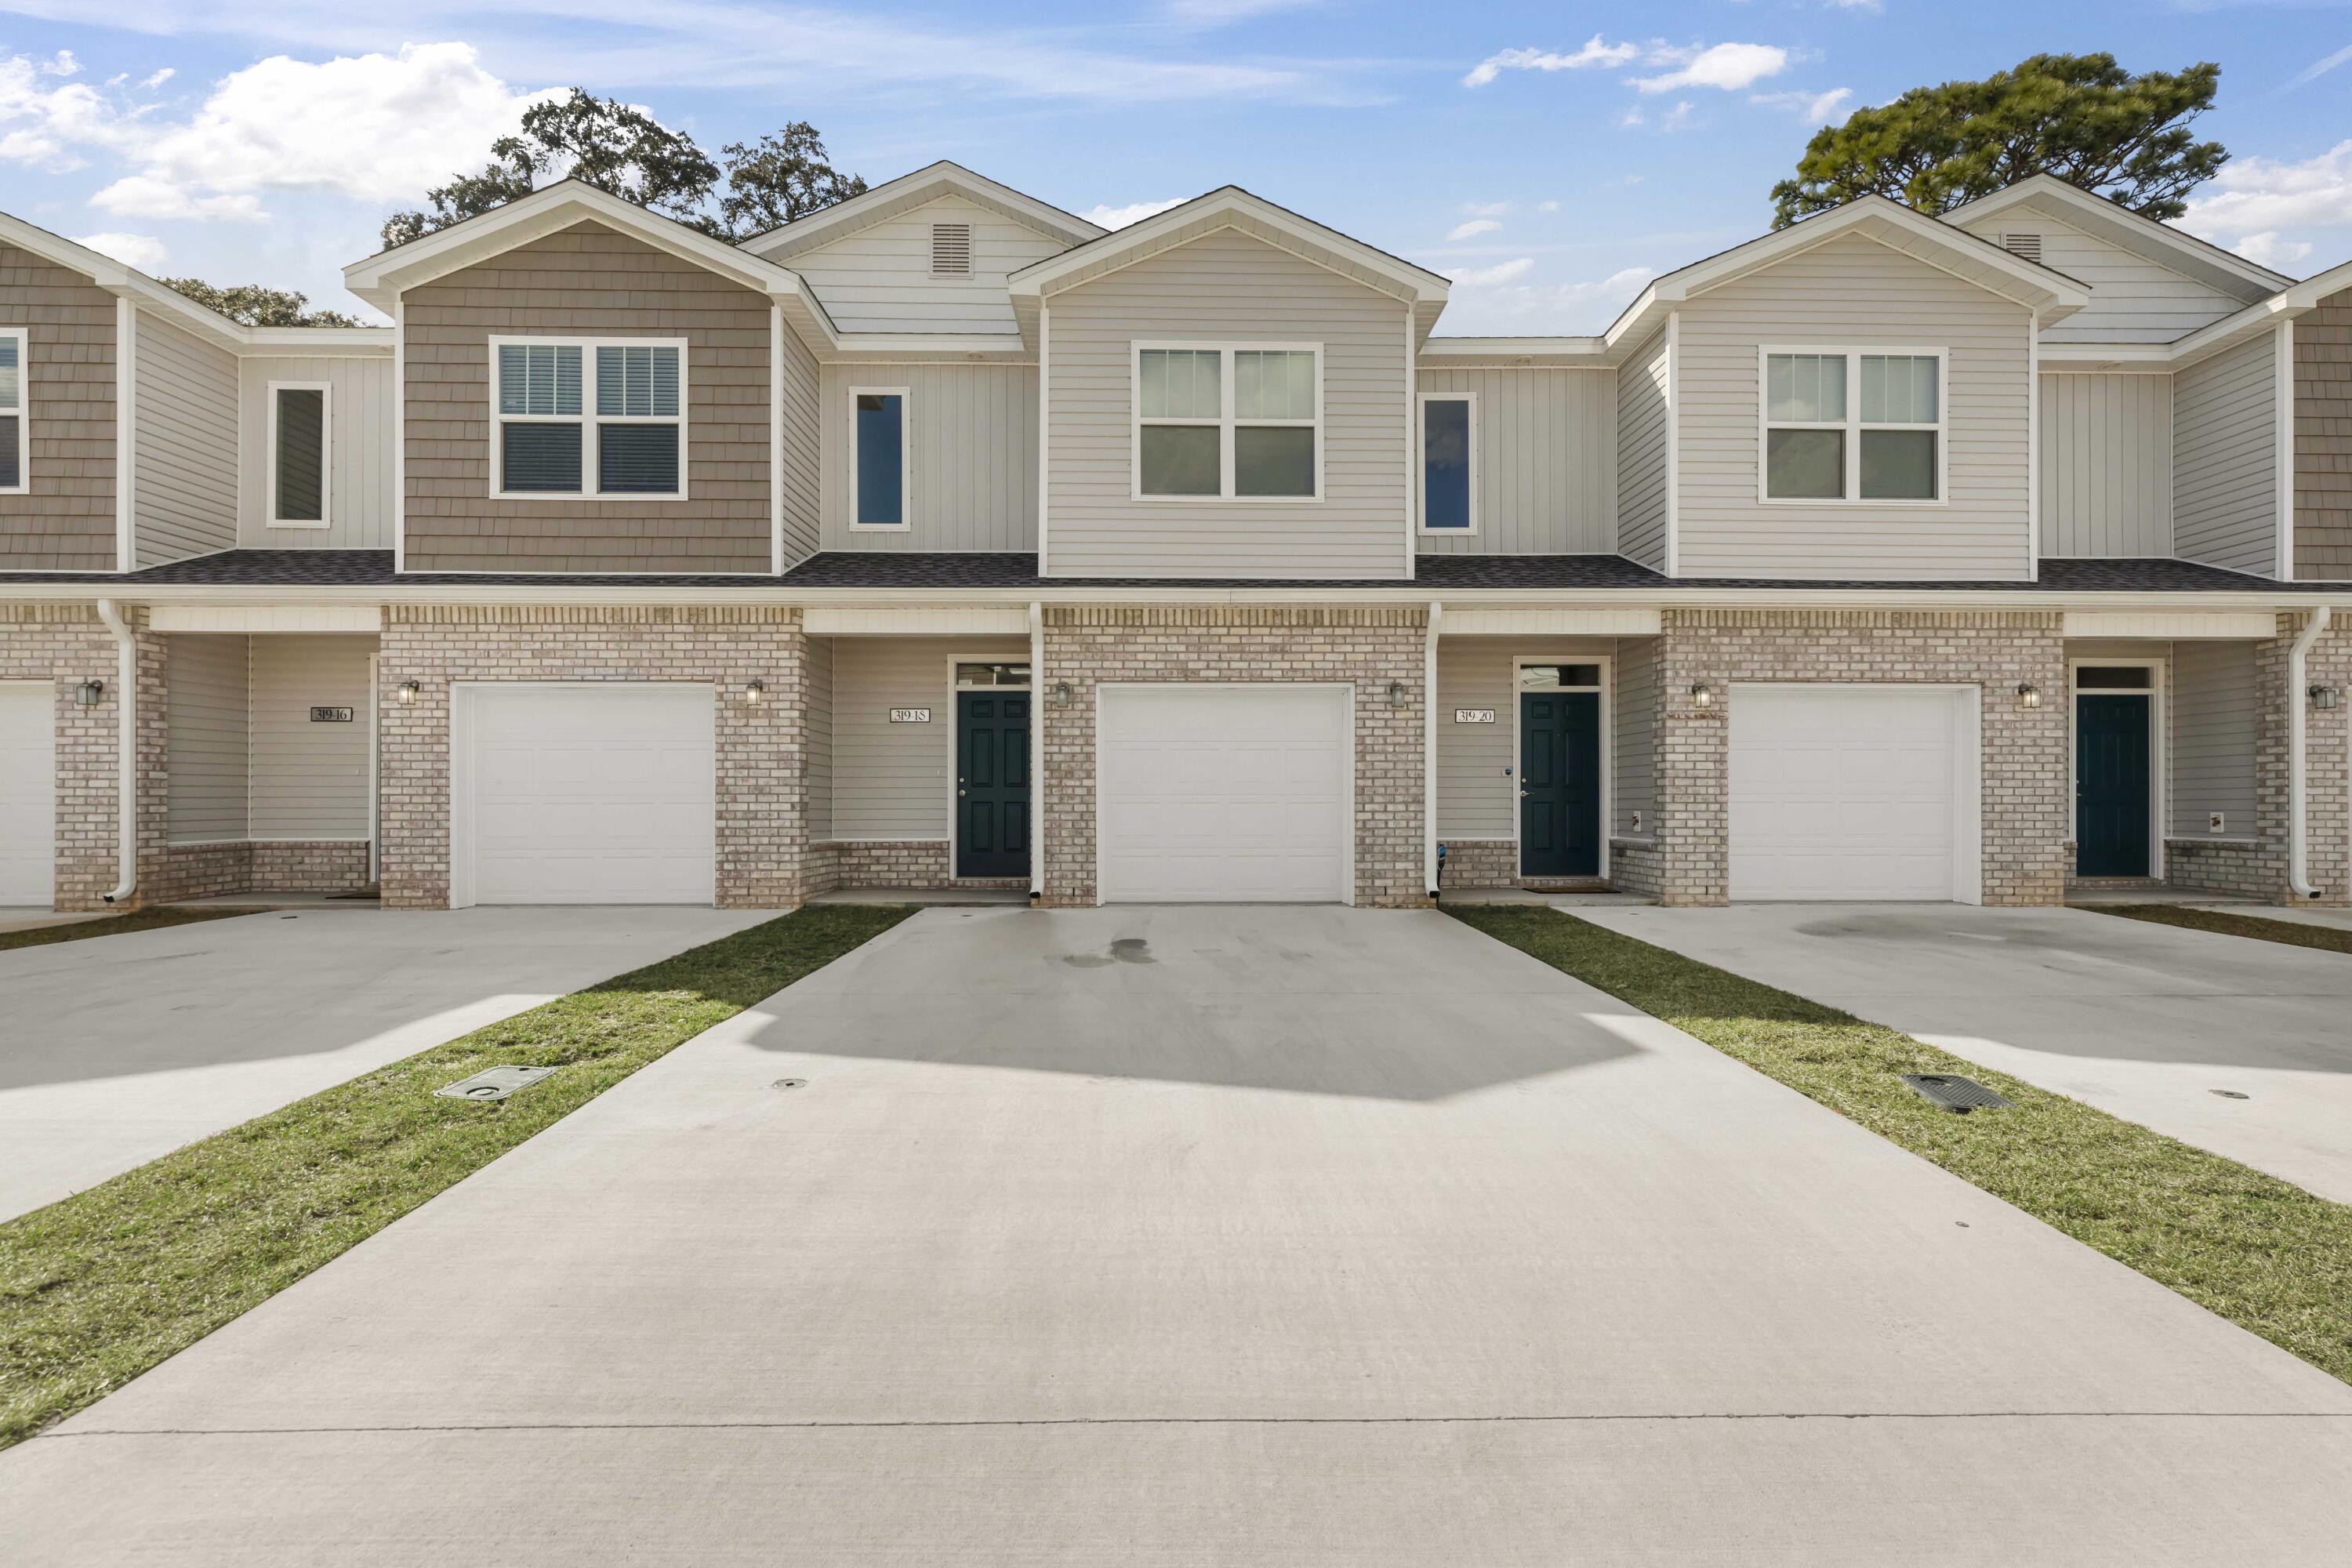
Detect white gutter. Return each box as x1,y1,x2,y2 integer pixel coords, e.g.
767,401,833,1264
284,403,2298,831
1029,599,1044,902
2289,604,2332,899
1425,599,1442,898
94,598,138,905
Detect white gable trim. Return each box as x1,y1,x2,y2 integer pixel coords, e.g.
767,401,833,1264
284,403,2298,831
1945,175,2290,299
746,162,1102,260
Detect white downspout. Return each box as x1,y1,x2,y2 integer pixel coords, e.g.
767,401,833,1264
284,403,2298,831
95,598,138,905
1425,599,1442,899
1029,600,1044,903
2289,604,2330,900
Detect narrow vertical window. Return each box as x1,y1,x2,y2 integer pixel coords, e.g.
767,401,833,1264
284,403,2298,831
269,383,329,527
853,390,908,528
0,329,24,493
1421,395,1473,530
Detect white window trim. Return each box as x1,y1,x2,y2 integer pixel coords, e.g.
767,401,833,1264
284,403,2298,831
265,379,332,530
848,385,913,532
1417,390,1477,535
1755,345,1948,508
1131,341,1325,504
487,335,690,502
0,326,27,496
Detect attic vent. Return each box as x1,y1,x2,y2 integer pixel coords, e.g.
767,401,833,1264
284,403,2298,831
931,221,972,278
2002,231,2044,263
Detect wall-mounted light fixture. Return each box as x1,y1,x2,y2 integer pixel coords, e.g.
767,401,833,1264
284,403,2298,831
1051,681,1073,707
74,679,104,708
745,679,766,706
1387,681,1408,710
1689,683,1714,710
2313,684,2342,712
397,680,421,705
2017,682,2042,710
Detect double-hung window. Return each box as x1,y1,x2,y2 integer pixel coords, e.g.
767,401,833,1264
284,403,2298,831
1761,348,1944,503
492,337,686,499
1420,393,1475,531
1135,343,1321,500
0,328,25,494
268,381,330,528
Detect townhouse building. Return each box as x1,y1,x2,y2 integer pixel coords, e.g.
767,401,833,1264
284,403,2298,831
2,165,2349,915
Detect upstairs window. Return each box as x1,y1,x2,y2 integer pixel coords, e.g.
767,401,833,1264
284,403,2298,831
492,337,684,499
1135,343,1321,501
0,329,22,494
931,222,972,278
852,388,909,528
1762,348,1943,504
268,382,330,528
1421,394,1475,531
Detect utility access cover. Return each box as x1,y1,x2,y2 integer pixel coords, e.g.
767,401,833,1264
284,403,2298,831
1900,1073,2012,1114
437,1066,557,1102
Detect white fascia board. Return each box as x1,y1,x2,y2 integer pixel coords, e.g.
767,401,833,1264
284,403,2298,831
1944,176,2292,298
1443,608,1663,634
1417,337,1610,368
2062,609,2281,639
2166,256,2352,369
804,604,1033,634
819,333,1034,365
148,603,385,632
743,161,1104,260
238,328,395,358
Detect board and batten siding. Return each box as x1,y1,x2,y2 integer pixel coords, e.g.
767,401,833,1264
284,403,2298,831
249,634,374,840
166,633,249,842
2172,332,2278,577
1615,328,1670,571
826,636,1028,840
775,315,820,566
1675,233,2034,580
804,634,834,841
2169,640,2258,839
1613,635,1657,836
1044,228,1411,580
2294,289,2352,579
236,354,395,548
1412,368,1613,554
402,221,771,574
1433,637,1627,840
1956,212,2254,344
818,361,1037,550
776,195,1068,335
0,242,115,571
2040,372,2172,557
133,312,238,565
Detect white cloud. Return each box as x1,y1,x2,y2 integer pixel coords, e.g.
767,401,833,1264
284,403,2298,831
1461,200,1511,219
1164,0,1319,21
2182,140,2352,243
0,51,143,171
1751,86,1853,123
89,175,266,222
1436,264,1660,333
1443,257,1535,286
1537,199,1560,212
1082,197,1187,230
41,50,80,78
2233,232,2313,273
139,67,176,90
1632,43,1789,95
1826,0,1882,10
1661,100,1697,132
1446,217,1503,241
1464,36,1639,88
72,230,169,270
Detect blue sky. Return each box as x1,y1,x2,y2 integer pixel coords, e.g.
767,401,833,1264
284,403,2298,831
1,2,2347,332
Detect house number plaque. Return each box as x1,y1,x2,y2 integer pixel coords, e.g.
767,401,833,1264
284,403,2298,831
309,706,354,723
1454,709,1496,724
889,708,931,724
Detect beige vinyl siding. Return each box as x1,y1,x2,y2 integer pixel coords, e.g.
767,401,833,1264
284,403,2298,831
133,314,238,565
2169,640,2257,839
1958,212,2252,343
2172,332,2278,577
1615,328,1669,570
2041,372,2172,557
1413,368,1613,554
805,634,834,841
249,634,374,839
775,312,820,566
819,362,1037,550
780,196,1066,335
1433,637,1615,840
1613,636,1657,836
166,633,249,842
828,636,1028,839
402,221,771,574
0,243,115,571
1675,234,2034,580
1044,227,1410,580
236,354,395,548
2294,290,2352,579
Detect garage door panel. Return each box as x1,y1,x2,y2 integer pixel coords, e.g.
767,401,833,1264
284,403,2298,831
0,684,55,906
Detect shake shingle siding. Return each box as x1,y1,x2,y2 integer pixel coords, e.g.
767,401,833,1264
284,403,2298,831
0,242,115,572
401,221,772,574
2296,289,2352,579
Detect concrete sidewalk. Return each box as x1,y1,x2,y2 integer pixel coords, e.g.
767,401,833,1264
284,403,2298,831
5,905,2349,1563
1576,902,2352,1203
0,906,766,1221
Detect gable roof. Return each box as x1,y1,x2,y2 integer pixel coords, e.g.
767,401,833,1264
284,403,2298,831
1944,174,2288,300
740,160,1103,262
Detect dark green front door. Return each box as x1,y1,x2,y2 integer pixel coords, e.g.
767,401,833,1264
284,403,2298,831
957,691,1029,879
1520,691,1601,878
2075,694,2151,877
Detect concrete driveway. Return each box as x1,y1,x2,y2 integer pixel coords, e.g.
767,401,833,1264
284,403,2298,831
1576,903,2352,1203
5,905,2350,1564
0,906,765,1221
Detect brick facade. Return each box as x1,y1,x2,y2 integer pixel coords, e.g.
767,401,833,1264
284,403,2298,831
808,838,1022,892
1038,604,1430,909
377,605,810,909
1,604,123,908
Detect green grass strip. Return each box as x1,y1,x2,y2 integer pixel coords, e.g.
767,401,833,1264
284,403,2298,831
0,902,916,1448
1448,904,2352,1385
0,907,251,952
2094,902,2352,956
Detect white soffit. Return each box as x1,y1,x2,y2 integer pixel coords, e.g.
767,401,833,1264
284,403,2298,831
1442,608,1663,636
802,605,1033,635
2062,610,2279,639
147,604,385,633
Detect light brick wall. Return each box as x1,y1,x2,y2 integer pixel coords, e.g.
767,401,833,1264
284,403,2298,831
1643,608,2071,906
377,605,809,909
1437,837,1515,890
2,604,125,908
1038,604,1429,909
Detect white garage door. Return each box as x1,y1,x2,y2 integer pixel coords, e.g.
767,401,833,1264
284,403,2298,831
1729,684,1978,902
0,682,55,906
456,684,714,906
1098,684,1349,903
